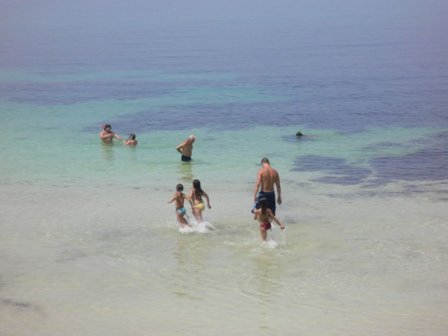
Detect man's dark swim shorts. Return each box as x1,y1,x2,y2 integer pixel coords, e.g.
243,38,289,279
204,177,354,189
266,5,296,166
255,191,276,215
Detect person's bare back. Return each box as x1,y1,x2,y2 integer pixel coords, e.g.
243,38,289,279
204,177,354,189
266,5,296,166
254,158,281,204
259,165,279,192
168,184,191,228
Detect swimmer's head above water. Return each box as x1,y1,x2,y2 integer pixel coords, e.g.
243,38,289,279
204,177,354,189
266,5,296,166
176,184,184,192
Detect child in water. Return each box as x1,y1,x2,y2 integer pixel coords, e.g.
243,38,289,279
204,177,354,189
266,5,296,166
253,197,285,241
189,179,211,223
168,184,191,228
123,133,138,146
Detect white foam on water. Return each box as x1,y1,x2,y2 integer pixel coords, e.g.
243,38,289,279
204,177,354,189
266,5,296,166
178,226,195,234
191,220,215,233
263,239,278,249
176,219,215,234
273,226,287,245
194,222,215,233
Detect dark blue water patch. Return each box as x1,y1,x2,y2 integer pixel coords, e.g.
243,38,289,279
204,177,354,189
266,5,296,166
369,131,448,183
2,3,448,134
362,141,406,151
292,155,372,185
365,183,448,197
86,101,305,133
4,70,448,135
312,174,369,185
370,148,448,182
0,80,185,105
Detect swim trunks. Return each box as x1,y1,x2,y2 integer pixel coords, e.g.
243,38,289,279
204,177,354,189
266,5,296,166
194,202,205,211
259,222,271,231
255,191,276,215
181,155,192,162
177,207,187,216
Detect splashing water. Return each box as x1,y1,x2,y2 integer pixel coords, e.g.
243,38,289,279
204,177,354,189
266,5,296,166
178,220,215,234
263,239,278,249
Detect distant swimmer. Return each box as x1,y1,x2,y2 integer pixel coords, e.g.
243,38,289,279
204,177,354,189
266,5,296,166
296,130,304,137
176,135,195,162
189,179,211,223
99,124,122,144
254,197,285,241
253,158,282,215
123,133,138,146
168,184,192,228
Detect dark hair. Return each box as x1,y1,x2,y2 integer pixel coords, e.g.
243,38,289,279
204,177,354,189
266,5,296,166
259,197,268,216
261,158,270,164
128,133,136,140
192,179,203,198
176,184,184,192
104,124,112,130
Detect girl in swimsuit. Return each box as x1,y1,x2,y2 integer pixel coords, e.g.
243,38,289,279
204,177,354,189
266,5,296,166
253,197,285,241
189,179,211,223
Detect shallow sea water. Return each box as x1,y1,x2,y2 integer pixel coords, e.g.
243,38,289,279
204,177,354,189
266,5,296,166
1,0,448,335
1,181,447,336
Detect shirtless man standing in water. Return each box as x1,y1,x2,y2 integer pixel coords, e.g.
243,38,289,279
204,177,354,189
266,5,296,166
99,124,122,144
176,135,195,162
253,158,282,215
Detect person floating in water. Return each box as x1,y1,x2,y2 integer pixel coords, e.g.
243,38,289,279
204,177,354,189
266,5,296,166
168,184,192,228
123,133,138,146
189,179,211,223
99,124,122,144
253,197,285,241
176,135,195,162
253,157,282,215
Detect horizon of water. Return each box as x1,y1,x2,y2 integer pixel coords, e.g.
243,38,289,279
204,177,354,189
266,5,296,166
1,0,448,335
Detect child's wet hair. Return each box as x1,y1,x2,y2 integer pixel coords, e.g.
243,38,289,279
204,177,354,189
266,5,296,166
259,197,268,215
176,184,184,191
192,179,203,197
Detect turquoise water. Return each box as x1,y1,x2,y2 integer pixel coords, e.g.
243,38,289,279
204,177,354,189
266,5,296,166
1,68,446,187
1,0,448,335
